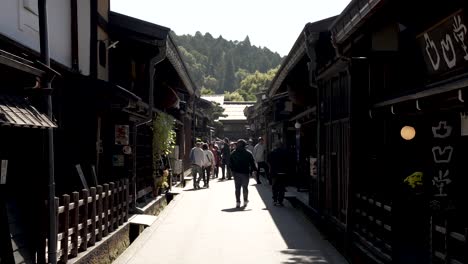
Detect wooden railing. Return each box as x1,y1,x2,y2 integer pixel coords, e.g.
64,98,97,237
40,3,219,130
353,193,393,263
41,179,130,263
431,212,468,264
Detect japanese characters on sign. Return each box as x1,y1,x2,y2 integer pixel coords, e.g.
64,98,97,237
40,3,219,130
115,125,129,145
431,120,455,197
418,10,468,78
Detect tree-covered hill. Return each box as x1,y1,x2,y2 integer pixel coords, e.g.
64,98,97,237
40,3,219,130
171,31,283,99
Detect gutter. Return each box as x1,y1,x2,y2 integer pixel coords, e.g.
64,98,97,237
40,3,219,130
39,1,57,263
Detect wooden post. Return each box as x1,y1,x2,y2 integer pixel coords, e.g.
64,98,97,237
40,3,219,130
108,182,115,232
70,192,79,258
37,201,47,264
103,184,109,236
96,185,103,241
54,197,60,263
116,180,122,226
80,189,89,251
60,195,70,263
124,179,129,222
89,187,96,246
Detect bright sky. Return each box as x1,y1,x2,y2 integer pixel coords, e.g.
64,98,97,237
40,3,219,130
110,0,351,56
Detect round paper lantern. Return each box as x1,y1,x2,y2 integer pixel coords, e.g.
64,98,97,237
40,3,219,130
401,126,416,140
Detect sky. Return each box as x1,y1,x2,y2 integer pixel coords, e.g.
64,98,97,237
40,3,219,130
110,0,351,56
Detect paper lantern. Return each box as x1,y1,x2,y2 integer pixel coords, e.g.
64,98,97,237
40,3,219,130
401,126,416,140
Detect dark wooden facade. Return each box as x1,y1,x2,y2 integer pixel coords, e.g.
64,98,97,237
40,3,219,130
314,0,468,263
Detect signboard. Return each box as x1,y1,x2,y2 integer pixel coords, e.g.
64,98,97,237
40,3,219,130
417,10,468,79
1,160,8,184
112,155,125,167
310,157,317,178
173,159,183,175
115,125,129,145
429,115,459,211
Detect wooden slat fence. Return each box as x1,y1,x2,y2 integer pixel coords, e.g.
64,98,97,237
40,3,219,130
42,179,129,263
431,211,468,264
353,193,393,263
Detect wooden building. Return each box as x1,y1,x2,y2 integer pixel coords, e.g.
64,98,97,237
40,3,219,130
314,0,468,263
0,2,198,262
255,17,336,191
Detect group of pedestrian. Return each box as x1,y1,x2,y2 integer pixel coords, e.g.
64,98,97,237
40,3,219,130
190,136,290,208
189,141,216,189
189,138,234,189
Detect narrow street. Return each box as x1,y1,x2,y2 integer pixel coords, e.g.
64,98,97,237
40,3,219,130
114,176,348,264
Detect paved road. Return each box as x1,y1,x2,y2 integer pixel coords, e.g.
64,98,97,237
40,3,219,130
114,177,348,264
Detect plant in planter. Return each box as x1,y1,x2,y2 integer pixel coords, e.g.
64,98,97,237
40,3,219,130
152,112,176,195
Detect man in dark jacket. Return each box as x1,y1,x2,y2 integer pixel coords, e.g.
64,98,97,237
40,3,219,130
221,137,232,180
229,139,257,208
268,142,289,206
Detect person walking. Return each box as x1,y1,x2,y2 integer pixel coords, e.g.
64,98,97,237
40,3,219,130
246,139,254,153
189,141,204,189
201,143,215,188
221,138,232,180
268,142,289,206
253,137,268,184
246,139,255,180
229,139,257,208
211,144,221,178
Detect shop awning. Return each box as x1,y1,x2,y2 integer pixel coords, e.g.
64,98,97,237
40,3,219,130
0,95,56,128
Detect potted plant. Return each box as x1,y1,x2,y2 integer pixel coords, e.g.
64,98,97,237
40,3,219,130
152,113,176,196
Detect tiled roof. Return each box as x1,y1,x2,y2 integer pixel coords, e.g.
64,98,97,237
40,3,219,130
219,102,254,121
201,95,225,106
0,95,56,128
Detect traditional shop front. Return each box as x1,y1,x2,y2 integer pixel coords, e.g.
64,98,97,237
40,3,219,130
326,0,468,263
0,48,57,263
369,5,468,264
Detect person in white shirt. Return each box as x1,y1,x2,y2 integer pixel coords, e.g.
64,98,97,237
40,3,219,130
189,141,204,189
246,139,254,153
253,137,269,184
201,143,215,188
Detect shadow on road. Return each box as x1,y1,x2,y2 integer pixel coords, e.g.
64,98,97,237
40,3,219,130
221,207,252,213
279,249,331,264
254,179,347,264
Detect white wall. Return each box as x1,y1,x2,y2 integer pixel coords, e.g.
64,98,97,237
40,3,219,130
0,0,72,68
78,0,90,75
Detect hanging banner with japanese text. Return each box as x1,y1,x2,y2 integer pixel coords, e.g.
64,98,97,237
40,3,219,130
417,10,468,80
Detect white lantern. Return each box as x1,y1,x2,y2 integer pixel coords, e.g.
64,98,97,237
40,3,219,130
295,121,301,129
400,126,416,140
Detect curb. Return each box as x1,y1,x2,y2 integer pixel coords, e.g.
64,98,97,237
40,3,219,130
112,187,186,264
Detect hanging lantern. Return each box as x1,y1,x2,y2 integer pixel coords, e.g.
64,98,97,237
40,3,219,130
400,125,416,140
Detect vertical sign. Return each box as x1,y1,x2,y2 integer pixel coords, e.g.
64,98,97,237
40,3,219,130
430,118,457,204
310,157,317,178
1,160,8,184
115,125,129,145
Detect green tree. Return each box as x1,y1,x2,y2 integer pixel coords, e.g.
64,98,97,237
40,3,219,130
203,75,218,91
234,67,279,101
171,31,282,95
222,52,236,92
201,87,215,95
224,91,244,101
